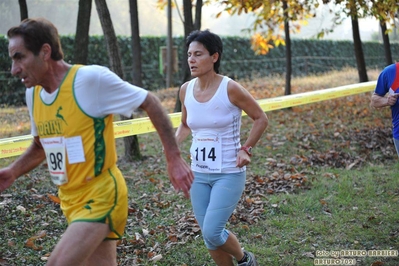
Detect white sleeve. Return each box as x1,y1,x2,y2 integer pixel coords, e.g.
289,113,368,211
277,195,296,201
25,88,38,136
74,65,149,118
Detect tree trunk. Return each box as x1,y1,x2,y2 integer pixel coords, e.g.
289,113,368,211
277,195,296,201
95,0,141,161
94,0,123,77
174,0,202,112
74,0,92,64
18,0,28,20
351,16,368,82
283,0,291,96
194,0,202,30
166,0,173,88
380,21,393,66
125,0,143,161
181,0,194,82
129,0,143,87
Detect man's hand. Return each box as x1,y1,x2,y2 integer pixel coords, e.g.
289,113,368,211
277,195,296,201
140,93,194,198
0,167,17,193
167,158,194,198
387,94,399,106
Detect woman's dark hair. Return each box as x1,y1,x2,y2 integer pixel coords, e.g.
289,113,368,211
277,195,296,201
7,17,64,61
186,30,223,74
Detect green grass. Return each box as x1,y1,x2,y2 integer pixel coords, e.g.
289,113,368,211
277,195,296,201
1,68,399,265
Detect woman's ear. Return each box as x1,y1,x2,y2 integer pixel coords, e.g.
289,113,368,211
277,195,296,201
212,52,219,63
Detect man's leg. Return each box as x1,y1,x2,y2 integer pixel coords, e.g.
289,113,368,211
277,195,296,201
87,240,117,266
47,222,115,266
393,138,399,158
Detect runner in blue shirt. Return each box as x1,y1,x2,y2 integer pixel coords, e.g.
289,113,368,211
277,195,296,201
371,63,399,157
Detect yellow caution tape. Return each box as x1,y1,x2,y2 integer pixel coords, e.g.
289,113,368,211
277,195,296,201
256,81,376,112
0,81,377,159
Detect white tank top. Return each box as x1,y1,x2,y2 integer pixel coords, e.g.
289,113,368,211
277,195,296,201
185,76,244,173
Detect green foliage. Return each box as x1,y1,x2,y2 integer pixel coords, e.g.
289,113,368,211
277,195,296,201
0,35,25,106
1,34,399,106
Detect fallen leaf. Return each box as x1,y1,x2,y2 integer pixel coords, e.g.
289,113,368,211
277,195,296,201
47,194,60,204
150,254,163,262
302,252,315,258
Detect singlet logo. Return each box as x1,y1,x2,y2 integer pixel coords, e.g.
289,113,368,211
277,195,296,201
37,106,67,136
56,106,68,125
84,199,94,213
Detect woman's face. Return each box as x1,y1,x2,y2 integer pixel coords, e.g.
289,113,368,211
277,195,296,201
187,41,218,77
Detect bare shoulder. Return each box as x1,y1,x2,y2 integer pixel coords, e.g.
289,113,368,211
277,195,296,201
227,78,250,98
180,81,190,91
179,81,190,101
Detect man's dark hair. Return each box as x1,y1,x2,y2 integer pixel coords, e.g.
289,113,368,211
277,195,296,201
7,17,64,60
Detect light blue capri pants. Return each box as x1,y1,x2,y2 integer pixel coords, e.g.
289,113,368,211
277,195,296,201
190,171,246,250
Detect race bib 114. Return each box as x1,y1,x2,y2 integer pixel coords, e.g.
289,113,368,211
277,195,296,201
191,134,222,173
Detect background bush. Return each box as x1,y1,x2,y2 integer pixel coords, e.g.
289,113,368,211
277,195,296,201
1,35,398,106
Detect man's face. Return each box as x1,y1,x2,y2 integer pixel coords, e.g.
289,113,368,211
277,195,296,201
8,35,46,88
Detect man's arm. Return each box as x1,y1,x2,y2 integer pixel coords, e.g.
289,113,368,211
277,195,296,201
0,136,46,192
139,92,194,198
371,93,399,108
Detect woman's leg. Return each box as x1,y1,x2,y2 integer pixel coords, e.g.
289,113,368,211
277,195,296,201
208,232,243,265
190,172,212,231
202,172,246,264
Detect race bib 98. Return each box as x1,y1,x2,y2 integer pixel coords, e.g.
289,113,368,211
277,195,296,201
41,137,68,185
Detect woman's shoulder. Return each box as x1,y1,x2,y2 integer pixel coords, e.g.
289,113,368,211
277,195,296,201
226,76,244,91
182,78,198,91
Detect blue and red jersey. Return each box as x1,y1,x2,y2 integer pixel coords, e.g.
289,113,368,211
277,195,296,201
375,63,399,138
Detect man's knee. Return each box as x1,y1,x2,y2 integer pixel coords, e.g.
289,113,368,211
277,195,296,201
87,240,117,266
